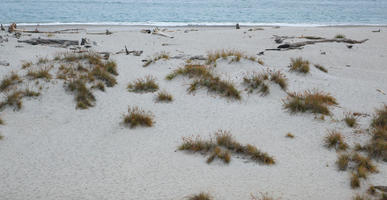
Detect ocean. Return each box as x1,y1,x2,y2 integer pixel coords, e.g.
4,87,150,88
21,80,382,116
1,0,387,26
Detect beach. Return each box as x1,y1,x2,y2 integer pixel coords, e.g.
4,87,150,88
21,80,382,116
0,25,386,200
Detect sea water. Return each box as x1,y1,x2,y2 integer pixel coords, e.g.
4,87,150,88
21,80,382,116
1,0,387,26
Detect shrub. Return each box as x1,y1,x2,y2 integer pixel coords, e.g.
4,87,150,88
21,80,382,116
156,90,173,102
0,73,21,91
123,106,154,128
283,90,338,115
289,57,310,74
188,192,213,200
128,76,159,93
324,130,348,151
314,64,328,73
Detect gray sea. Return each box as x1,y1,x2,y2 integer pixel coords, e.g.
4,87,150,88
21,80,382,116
1,0,387,26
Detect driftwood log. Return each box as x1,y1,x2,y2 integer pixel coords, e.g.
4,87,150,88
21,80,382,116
18,38,79,47
277,38,368,49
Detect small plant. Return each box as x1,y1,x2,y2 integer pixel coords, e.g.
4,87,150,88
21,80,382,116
335,34,346,39
351,153,378,173
344,113,357,127
365,127,387,160
283,90,338,115
243,72,269,95
123,106,154,128
337,153,349,170
179,130,275,165
166,65,212,80
143,52,169,67
128,76,159,93
371,105,387,128
91,81,105,91
27,66,52,80
285,133,294,138
67,79,95,109
156,90,173,102
189,76,241,100
188,192,213,200
21,62,33,69
0,89,40,110
269,71,288,91
0,73,21,91
324,130,348,151
289,57,310,74
314,64,328,73
206,50,257,65
350,173,360,188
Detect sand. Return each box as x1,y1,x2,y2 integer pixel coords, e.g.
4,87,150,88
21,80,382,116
0,25,386,200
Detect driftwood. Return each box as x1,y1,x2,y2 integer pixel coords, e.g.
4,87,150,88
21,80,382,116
0,60,10,66
13,28,83,34
87,29,113,35
0,24,4,31
18,38,79,47
374,186,387,192
115,46,143,56
8,23,17,33
276,38,368,49
141,28,174,38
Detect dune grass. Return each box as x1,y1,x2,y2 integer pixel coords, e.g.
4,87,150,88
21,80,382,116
156,90,173,102
0,89,40,110
166,65,212,80
335,34,346,39
67,79,95,109
344,113,357,127
179,130,275,165
243,71,288,96
337,153,350,170
0,72,21,92
26,66,53,80
123,106,154,128
269,71,288,91
371,105,387,128
143,52,169,67
283,90,338,115
289,57,310,74
128,76,159,93
188,76,241,100
206,50,258,65
188,192,213,200
324,130,348,151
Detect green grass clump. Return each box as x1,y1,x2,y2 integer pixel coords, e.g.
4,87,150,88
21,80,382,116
0,73,21,91
324,130,348,151
289,57,310,74
179,130,275,165
128,76,159,93
335,34,346,39
314,64,328,73
123,106,154,128
283,90,338,115
156,90,173,102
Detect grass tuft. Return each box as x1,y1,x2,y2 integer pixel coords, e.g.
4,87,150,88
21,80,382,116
289,57,310,74
166,65,212,80
283,90,338,115
371,105,387,128
189,77,241,100
344,113,357,127
337,153,350,170
143,52,169,67
324,130,348,151
27,66,52,80
123,106,154,128
67,79,95,109
0,73,21,91
269,71,288,91
335,34,346,39
188,192,213,200
156,90,173,102
128,76,159,93
286,133,294,138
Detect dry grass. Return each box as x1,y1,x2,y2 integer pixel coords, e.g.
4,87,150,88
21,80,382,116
123,106,154,128
0,73,21,91
371,105,387,128
189,76,241,100
269,71,288,91
26,66,52,80
314,64,328,73
344,113,357,127
286,133,294,138
143,52,169,67
0,89,40,110
0,117,3,125
337,153,349,170
289,57,310,74
128,76,159,93
37,57,49,65
351,172,360,188
67,79,95,109
324,130,348,151
166,65,212,80
283,90,338,115
351,153,378,174
365,127,387,161
251,193,275,200
21,61,33,69
243,72,269,95
156,90,173,102
179,130,275,165
188,192,213,200
206,50,257,65
335,34,346,39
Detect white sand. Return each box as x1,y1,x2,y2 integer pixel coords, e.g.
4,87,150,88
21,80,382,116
0,25,386,200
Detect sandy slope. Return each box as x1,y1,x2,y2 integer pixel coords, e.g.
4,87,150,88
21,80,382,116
0,25,386,200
